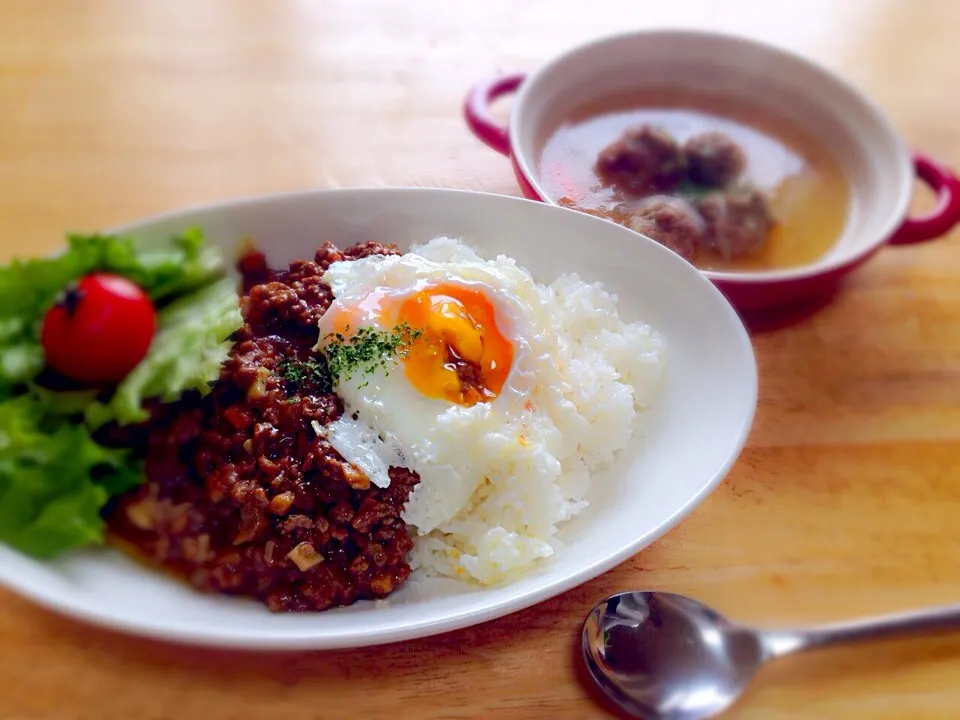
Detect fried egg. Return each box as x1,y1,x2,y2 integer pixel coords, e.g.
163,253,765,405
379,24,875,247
315,237,666,585
316,240,540,523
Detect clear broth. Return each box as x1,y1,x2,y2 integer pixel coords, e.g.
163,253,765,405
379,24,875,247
539,88,851,271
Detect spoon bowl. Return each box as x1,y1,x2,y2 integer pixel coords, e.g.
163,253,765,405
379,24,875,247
581,592,766,719
582,590,960,719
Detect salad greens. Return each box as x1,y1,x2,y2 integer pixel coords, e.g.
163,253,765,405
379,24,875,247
0,229,243,558
0,395,141,558
0,229,224,398
85,276,244,427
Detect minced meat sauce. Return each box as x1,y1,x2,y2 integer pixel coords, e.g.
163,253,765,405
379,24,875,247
103,241,420,612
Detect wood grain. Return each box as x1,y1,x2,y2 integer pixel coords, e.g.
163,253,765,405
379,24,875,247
2,1,960,717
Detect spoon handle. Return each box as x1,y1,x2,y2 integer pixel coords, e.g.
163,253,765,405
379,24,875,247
762,603,960,657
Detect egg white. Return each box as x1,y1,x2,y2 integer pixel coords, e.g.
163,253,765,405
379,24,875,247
315,239,541,531
313,236,666,585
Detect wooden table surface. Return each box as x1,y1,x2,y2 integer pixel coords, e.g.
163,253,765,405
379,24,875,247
3,1,960,718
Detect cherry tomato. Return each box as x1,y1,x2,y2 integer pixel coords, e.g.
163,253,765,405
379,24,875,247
41,273,157,385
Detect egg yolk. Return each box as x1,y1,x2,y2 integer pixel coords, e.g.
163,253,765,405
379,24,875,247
395,283,513,407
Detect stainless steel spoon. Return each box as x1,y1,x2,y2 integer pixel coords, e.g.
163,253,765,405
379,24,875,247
581,590,960,719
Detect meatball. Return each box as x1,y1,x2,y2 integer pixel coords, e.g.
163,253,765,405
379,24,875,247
596,124,686,194
625,196,705,262
696,189,775,260
683,132,747,187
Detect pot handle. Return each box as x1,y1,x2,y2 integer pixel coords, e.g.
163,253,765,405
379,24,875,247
888,152,960,245
464,73,526,156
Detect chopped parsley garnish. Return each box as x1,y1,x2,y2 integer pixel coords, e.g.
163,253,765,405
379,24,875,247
674,178,714,200
275,322,422,395
277,356,333,395
324,322,422,386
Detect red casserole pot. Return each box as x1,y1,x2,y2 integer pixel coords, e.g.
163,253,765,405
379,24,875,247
465,30,960,313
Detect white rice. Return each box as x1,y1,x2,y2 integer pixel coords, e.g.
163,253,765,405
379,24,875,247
322,237,666,585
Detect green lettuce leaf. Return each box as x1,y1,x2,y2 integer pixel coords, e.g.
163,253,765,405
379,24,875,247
0,342,44,397
63,226,223,303
0,226,243,559
85,276,244,427
0,228,219,317
0,395,141,558
0,228,225,396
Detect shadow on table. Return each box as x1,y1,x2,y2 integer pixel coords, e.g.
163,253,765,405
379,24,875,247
739,289,841,335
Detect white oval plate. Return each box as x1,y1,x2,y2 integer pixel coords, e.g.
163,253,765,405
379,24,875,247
0,188,756,650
